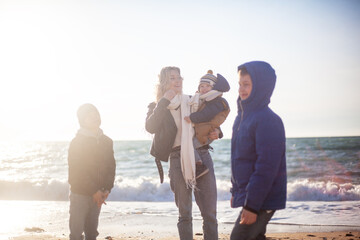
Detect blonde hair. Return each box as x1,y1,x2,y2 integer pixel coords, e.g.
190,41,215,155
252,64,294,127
155,66,182,102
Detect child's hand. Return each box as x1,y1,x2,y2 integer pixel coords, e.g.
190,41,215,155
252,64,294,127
101,190,110,205
102,190,109,199
184,116,191,123
240,209,257,225
93,190,104,208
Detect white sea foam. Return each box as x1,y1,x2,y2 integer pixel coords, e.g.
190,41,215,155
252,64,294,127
1,177,360,202
287,179,360,201
109,177,173,201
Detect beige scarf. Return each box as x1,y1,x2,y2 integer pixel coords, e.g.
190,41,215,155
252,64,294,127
167,94,196,188
188,90,223,113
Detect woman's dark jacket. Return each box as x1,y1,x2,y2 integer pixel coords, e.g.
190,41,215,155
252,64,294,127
146,98,177,164
68,131,116,196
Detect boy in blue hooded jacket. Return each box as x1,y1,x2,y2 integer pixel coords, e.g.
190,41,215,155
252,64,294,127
230,61,287,240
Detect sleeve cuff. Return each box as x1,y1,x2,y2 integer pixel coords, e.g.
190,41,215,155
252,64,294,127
244,205,259,215
218,127,223,139
158,98,170,107
101,187,111,193
189,114,195,123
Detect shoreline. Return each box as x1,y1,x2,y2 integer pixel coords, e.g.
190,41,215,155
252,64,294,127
8,220,360,240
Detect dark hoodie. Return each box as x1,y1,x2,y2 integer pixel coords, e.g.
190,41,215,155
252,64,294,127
231,61,287,213
68,128,116,196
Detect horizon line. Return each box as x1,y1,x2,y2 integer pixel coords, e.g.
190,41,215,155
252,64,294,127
1,135,359,143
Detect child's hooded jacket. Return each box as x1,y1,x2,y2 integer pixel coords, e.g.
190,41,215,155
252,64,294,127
231,61,287,213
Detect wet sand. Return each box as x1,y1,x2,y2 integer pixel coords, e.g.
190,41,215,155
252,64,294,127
11,231,360,240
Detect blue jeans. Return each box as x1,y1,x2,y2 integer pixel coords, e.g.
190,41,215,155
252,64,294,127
193,137,212,163
69,192,101,240
169,148,218,240
230,209,275,240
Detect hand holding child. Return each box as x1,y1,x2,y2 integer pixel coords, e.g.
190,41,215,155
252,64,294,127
208,128,220,140
163,89,177,101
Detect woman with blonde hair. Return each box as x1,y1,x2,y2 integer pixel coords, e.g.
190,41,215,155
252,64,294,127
145,66,220,240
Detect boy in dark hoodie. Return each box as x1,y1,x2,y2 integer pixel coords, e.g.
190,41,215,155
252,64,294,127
230,61,287,240
68,103,116,240
185,70,230,178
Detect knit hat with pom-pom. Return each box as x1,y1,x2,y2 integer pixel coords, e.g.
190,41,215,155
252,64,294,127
199,70,230,93
200,70,217,87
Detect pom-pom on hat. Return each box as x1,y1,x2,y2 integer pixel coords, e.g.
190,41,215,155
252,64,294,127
200,70,217,87
199,70,230,93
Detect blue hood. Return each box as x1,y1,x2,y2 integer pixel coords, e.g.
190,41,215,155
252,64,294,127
237,61,276,113
213,73,230,92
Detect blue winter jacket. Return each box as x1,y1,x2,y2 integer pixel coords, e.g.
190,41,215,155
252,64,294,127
231,61,287,213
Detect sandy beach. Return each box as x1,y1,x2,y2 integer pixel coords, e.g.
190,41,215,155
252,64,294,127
9,217,360,240
2,200,360,240
10,231,360,240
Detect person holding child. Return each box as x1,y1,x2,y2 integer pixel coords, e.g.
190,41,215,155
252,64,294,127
145,66,221,240
230,61,287,240
185,70,230,179
68,103,116,240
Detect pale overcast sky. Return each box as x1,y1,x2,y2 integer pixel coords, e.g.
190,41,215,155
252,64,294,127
0,0,359,141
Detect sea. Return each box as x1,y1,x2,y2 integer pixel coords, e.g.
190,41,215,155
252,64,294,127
0,137,359,238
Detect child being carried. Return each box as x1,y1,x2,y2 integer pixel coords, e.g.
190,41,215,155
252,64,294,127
185,70,230,179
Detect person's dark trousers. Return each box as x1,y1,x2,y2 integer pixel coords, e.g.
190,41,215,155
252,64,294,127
230,209,275,240
69,192,101,240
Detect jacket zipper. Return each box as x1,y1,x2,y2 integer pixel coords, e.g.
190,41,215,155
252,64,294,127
233,100,244,189
237,101,244,131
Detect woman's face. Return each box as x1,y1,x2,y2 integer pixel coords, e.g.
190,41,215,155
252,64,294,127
167,69,183,94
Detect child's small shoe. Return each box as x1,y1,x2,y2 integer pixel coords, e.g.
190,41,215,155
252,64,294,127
196,163,209,179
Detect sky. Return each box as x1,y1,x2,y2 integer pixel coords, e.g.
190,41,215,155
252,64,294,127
0,0,359,141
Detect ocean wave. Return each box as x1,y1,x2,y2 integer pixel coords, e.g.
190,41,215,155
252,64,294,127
109,177,173,201
0,180,69,201
0,178,232,201
287,179,360,201
1,178,360,202
108,177,232,201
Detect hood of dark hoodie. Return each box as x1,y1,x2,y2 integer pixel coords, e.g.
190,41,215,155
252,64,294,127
237,61,276,113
